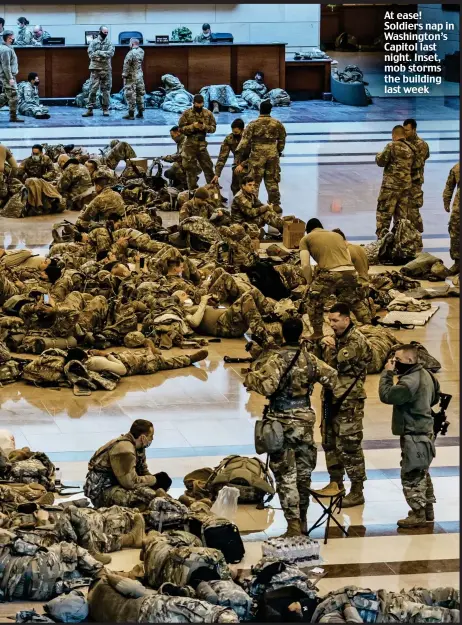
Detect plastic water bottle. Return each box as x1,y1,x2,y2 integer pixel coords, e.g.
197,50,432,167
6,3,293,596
55,468,62,489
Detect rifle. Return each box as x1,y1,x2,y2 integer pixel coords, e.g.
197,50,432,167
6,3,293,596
432,392,452,437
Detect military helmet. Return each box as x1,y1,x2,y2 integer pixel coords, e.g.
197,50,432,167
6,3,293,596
124,331,146,348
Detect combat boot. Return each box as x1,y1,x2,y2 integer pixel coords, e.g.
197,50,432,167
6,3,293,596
123,110,135,120
102,108,110,117
341,482,365,508
82,108,93,117
449,262,459,276
425,503,435,522
282,519,302,537
189,349,208,364
120,513,145,548
89,549,112,564
136,108,144,119
10,113,24,123
317,481,344,496
212,102,219,114
397,508,427,528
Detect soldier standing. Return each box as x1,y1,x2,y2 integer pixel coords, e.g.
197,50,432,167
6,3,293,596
403,118,430,233
178,94,216,191
299,218,371,339
443,162,460,275
321,303,371,507
235,100,286,212
245,317,337,536
82,26,115,118
212,118,249,195
122,38,145,120
375,125,415,237
0,31,23,122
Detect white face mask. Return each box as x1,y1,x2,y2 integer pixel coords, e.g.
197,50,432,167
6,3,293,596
183,298,194,307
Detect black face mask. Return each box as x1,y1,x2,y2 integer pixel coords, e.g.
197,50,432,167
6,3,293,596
193,106,203,113
35,80,40,86
100,33,107,40
395,361,414,375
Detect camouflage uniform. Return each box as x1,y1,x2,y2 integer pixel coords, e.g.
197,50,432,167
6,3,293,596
235,114,286,209
57,160,94,210
215,133,249,195
15,26,34,46
443,162,460,266
163,134,193,188
406,134,430,233
101,140,137,170
84,433,158,509
209,289,272,344
375,139,415,237
179,198,217,222
178,106,217,191
31,30,51,46
86,35,115,110
231,188,284,232
208,267,253,303
77,187,125,225
19,154,55,180
110,348,197,376
322,323,371,487
122,46,145,115
245,345,337,523
218,224,258,270
0,42,19,116
17,81,49,117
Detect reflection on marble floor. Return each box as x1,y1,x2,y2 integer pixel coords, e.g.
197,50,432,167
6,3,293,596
0,107,458,611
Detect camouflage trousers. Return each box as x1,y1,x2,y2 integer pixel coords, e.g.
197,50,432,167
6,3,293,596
98,483,158,509
408,184,424,233
400,436,436,511
321,399,367,485
0,273,20,305
116,349,193,376
449,201,460,262
376,187,410,237
18,100,49,118
0,81,18,115
102,141,137,170
124,75,146,112
165,162,189,189
76,295,109,336
253,209,284,233
208,267,252,302
182,140,215,191
250,153,281,208
269,418,317,522
304,269,372,339
214,290,270,344
231,165,245,196
56,505,138,553
128,233,164,255
275,264,306,291
87,70,112,109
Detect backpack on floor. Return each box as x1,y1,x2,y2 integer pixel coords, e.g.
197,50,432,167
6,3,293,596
196,580,252,621
188,513,245,564
145,497,189,532
207,455,275,504
159,545,232,588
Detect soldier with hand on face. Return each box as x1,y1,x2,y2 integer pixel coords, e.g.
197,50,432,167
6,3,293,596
320,303,371,508
18,72,50,119
122,38,145,120
403,118,430,234
31,25,51,46
245,317,337,537
18,144,55,181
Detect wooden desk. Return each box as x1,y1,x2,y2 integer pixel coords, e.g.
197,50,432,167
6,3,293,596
285,58,332,99
14,43,286,99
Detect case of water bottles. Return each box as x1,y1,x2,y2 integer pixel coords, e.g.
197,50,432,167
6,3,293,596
262,535,322,566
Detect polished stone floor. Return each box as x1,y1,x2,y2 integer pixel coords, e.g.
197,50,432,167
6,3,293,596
0,98,459,617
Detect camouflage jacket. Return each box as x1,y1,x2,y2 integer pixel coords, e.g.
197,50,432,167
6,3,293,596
57,161,93,201
18,81,41,107
215,133,247,177
194,33,212,44
87,36,115,71
15,26,33,47
235,114,286,160
443,162,460,211
19,155,56,181
31,31,51,46
375,139,415,190
407,134,430,185
122,46,144,80
178,107,216,139
231,188,267,222
326,323,371,400
245,344,337,420
163,135,186,163
79,187,125,223
0,43,18,80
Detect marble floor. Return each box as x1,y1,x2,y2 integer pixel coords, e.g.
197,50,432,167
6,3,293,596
0,98,459,617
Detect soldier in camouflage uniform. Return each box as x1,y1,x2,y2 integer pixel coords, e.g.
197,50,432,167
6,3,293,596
321,303,371,507
178,94,217,191
231,176,284,234
31,25,51,45
403,118,430,233
212,119,249,195
245,317,337,536
0,31,24,122
443,162,460,275
18,144,56,181
235,99,286,211
84,419,174,509
17,72,50,118
194,23,212,43
57,154,94,211
122,39,145,120
15,17,33,46
375,125,415,237
162,125,195,189
82,26,115,117
76,172,124,227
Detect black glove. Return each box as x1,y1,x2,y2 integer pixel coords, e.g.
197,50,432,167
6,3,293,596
153,471,172,491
